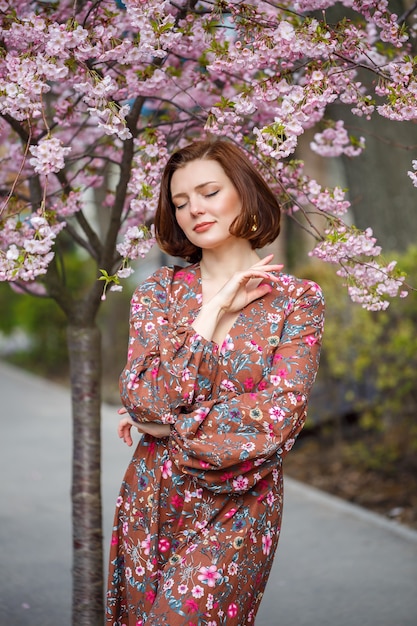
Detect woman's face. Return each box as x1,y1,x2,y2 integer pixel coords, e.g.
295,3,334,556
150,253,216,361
170,159,242,251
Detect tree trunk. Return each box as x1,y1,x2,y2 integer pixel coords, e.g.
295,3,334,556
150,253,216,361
67,325,104,625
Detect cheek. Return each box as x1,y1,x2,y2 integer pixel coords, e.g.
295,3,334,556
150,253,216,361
175,211,188,234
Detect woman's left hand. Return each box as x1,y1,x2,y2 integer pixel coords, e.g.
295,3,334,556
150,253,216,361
117,408,171,446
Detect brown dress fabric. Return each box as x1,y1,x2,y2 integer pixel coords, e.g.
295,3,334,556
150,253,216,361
106,264,324,625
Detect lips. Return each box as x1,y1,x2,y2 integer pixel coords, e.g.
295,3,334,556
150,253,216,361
193,221,215,233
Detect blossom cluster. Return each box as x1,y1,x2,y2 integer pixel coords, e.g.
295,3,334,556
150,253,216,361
0,215,64,282
310,225,407,310
29,138,71,175
408,160,417,188
310,121,365,158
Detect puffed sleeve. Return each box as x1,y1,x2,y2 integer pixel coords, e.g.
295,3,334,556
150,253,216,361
120,266,219,424
169,280,325,494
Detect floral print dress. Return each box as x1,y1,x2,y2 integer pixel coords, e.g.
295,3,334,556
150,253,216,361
106,264,324,626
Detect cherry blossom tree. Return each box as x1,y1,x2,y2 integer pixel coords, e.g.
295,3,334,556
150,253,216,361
1,0,416,623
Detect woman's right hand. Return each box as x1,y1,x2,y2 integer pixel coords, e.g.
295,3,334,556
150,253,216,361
213,254,283,314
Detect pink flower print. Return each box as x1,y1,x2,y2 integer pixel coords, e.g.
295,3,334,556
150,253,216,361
127,373,139,390
305,334,318,345
163,578,174,591
244,377,254,391
273,353,283,363
178,584,188,595
232,475,249,491
278,368,287,378
262,531,272,555
199,460,211,469
170,494,184,509
141,534,151,555
181,368,191,381
268,313,281,323
227,603,239,618
269,406,285,422
266,491,276,506
224,507,237,519
220,335,234,354
145,590,156,604
228,562,238,576
184,272,194,284
197,565,221,588
194,406,209,422
240,460,253,472
191,585,204,598
270,375,281,386
144,322,155,332
161,459,172,479
111,533,118,546
158,537,171,553
258,380,268,391
185,543,198,555
220,378,236,392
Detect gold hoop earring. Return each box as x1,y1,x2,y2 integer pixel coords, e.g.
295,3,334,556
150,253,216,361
251,215,258,232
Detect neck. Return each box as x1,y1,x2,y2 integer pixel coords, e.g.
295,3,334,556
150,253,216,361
200,241,260,281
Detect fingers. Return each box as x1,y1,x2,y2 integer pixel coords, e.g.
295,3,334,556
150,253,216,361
248,256,284,281
246,281,274,305
118,416,133,447
239,267,283,286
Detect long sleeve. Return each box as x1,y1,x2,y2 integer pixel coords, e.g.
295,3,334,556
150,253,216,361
169,280,325,494
120,266,220,423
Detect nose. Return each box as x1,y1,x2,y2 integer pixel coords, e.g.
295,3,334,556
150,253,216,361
189,196,205,216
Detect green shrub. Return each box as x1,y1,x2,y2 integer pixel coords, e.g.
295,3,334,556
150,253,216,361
298,246,417,473
0,253,96,379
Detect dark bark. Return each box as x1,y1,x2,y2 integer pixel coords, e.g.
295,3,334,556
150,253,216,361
67,325,104,626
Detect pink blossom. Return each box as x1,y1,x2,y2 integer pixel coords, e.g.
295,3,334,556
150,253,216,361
29,138,71,175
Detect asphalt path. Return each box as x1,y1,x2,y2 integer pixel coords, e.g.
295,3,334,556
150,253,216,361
0,361,416,626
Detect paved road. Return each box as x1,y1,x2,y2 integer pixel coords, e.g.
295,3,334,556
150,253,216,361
0,361,416,626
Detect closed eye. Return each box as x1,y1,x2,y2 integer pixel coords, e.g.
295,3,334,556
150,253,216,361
205,190,219,199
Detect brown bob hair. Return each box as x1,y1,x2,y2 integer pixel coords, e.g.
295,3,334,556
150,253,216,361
154,139,281,262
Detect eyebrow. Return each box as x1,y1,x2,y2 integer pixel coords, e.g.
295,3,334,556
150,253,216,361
171,181,217,200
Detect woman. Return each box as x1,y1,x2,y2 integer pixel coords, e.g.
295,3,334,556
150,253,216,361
106,139,325,625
